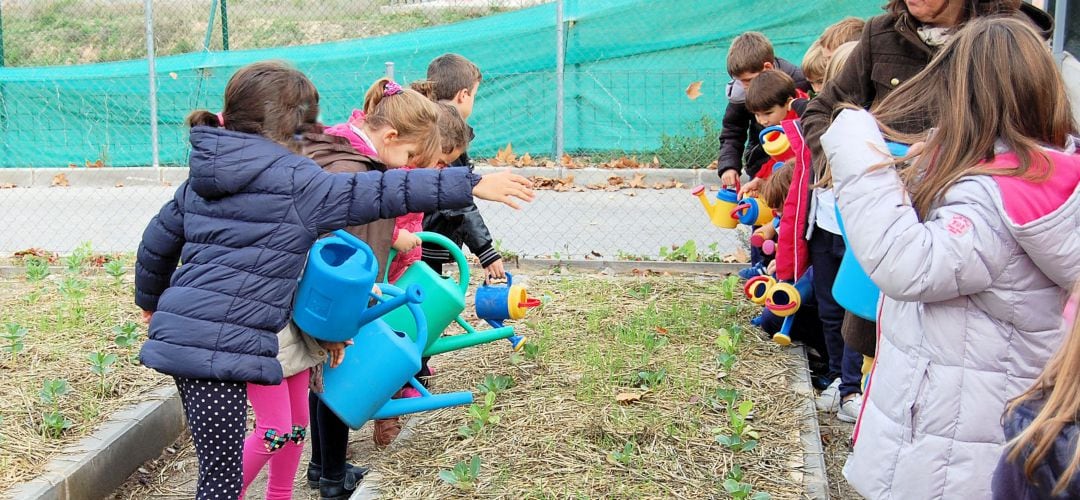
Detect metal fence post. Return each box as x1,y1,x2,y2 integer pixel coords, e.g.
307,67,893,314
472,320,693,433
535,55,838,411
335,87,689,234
1053,0,1067,58
145,0,160,168
554,0,565,176
204,0,220,52
385,61,395,80
0,1,5,67
220,0,230,51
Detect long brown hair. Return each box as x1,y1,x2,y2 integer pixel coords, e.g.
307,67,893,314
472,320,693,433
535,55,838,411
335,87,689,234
868,17,1074,219
187,61,319,152
1006,282,1080,495
362,77,443,166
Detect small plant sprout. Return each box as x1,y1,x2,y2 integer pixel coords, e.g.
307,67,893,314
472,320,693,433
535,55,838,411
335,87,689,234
25,256,50,282
113,321,141,348
88,351,118,394
607,439,636,466
723,464,771,500
476,374,514,395
65,242,93,274
2,322,28,359
104,259,125,285
438,455,481,491
643,330,669,351
715,398,759,453
39,378,73,438
521,342,540,361
458,391,500,438
634,367,667,389
721,275,739,300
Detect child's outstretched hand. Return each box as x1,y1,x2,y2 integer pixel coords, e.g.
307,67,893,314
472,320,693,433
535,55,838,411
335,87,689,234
319,339,354,368
472,170,535,209
392,229,422,252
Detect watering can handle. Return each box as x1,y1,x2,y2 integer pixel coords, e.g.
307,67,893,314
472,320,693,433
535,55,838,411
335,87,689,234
384,231,471,295
484,271,513,286
758,125,784,145
369,283,429,354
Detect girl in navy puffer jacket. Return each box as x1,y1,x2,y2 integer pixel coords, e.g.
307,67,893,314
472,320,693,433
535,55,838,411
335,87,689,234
134,61,533,500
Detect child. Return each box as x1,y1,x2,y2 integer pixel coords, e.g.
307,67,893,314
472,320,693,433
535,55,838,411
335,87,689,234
371,102,474,449
993,282,1080,499
820,18,1080,498
717,32,810,279
817,17,865,58
801,43,827,96
134,63,534,500
417,54,507,281
804,41,865,422
740,69,810,195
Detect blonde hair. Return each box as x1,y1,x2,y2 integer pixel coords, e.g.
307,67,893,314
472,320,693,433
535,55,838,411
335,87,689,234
814,41,860,187
1006,281,1080,495
362,77,443,166
801,42,828,86
727,32,775,77
819,17,865,52
871,17,1075,219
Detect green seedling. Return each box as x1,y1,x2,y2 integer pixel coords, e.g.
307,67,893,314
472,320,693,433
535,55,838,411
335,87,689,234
607,439,636,466
65,242,93,274
643,331,669,351
58,276,88,302
715,388,740,408
721,275,739,301
723,464,771,500
521,342,541,361
634,367,667,389
717,352,737,374
104,260,125,285
438,455,481,491
2,322,28,358
459,391,500,437
113,321,140,348
39,378,73,438
715,399,759,453
88,351,118,394
477,374,514,395
25,256,50,282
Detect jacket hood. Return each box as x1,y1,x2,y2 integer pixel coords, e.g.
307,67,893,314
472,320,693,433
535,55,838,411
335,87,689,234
188,126,294,200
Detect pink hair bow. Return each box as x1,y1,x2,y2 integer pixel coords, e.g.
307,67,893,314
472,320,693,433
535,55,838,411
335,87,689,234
384,81,404,97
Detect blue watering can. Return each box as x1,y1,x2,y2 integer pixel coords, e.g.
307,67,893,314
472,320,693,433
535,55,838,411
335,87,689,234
317,283,474,430
294,230,421,342
381,232,514,357
475,272,541,351
832,141,910,321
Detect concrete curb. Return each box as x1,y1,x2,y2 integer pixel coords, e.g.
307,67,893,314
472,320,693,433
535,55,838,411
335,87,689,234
6,386,185,500
0,165,719,189
790,346,830,500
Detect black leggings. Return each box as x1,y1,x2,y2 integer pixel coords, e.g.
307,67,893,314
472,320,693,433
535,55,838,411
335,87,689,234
308,392,351,481
174,377,247,500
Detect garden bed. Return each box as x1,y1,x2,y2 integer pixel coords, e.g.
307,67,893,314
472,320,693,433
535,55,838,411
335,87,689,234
0,251,165,488
114,272,816,499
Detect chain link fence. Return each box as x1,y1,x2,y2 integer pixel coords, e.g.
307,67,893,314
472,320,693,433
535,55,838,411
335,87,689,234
0,0,913,261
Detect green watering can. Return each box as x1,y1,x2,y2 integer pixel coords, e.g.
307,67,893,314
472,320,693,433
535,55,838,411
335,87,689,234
381,232,514,357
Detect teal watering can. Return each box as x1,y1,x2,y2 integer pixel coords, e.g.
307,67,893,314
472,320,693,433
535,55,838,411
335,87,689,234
294,230,416,342
832,141,910,321
317,283,474,430
381,232,514,357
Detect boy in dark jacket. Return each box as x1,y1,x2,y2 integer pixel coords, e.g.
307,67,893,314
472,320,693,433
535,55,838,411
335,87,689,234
419,54,506,281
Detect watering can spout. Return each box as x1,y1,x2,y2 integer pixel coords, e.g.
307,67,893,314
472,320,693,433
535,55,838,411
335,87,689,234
356,283,424,328
691,184,717,214
371,379,473,419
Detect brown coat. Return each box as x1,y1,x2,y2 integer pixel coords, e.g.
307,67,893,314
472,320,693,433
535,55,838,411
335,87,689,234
300,130,396,279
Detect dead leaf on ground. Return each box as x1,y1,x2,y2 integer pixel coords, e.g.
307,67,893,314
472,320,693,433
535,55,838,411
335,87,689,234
685,80,704,100
722,248,751,264
624,190,637,197
616,391,646,404
655,326,669,335
519,152,534,167
115,182,124,188
529,175,575,192
706,160,719,170
492,143,516,166
561,153,578,169
652,155,661,166
628,173,646,189
51,173,69,187
0,183,16,189
67,163,78,169
607,175,625,187
652,178,686,189
86,159,105,168
590,250,603,258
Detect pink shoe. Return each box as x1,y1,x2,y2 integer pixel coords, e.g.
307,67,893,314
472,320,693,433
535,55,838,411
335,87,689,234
400,387,422,399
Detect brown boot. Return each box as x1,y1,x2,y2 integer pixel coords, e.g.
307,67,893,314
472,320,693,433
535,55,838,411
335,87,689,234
372,417,401,447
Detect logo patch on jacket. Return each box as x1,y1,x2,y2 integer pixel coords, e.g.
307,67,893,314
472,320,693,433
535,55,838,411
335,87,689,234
946,214,973,236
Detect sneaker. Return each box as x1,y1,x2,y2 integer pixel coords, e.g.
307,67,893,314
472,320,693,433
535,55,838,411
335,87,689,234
307,463,366,489
372,417,402,447
738,263,765,280
815,378,841,412
838,393,863,423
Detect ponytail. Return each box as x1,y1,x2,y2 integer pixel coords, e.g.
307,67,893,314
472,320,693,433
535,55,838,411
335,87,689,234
360,77,444,165
186,110,221,128
363,77,393,115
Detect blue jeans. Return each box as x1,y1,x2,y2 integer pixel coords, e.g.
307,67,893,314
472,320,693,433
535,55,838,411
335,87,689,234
809,228,863,398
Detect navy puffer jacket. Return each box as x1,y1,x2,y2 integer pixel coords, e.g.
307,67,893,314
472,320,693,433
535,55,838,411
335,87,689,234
135,126,479,385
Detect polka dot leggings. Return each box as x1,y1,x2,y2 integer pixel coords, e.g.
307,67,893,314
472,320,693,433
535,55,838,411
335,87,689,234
175,377,247,500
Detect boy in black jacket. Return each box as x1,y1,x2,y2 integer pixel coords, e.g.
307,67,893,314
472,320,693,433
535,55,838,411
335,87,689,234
419,54,506,281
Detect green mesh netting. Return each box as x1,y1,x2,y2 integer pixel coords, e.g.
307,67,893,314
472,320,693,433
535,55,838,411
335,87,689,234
0,0,882,167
